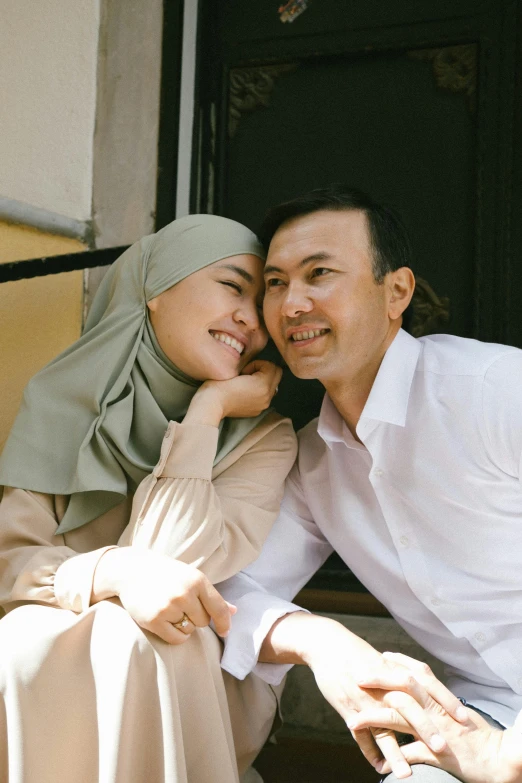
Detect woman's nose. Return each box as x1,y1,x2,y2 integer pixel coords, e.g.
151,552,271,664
233,301,262,331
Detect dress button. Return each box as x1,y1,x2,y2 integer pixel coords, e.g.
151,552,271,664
399,535,409,547
374,468,384,478
474,632,486,643
431,597,441,607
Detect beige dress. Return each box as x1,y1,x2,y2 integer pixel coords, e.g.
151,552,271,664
0,413,297,783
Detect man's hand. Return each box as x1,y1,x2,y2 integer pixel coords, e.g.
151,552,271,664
92,547,236,644
260,613,465,779
349,652,522,783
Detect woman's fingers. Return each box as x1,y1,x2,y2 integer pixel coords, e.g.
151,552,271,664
372,729,412,779
350,727,384,771
347,711,412,780
241,359,282,396
152,620,192,645
174,598,210,629
198,580,234,637
378,740,440,775
382,653,468,723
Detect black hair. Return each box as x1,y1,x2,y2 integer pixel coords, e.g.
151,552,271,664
259,184,413,283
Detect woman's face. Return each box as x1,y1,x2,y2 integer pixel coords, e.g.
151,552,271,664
147,254,268,381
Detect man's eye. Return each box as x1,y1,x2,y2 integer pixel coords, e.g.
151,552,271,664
311,267,330,278
266,278,284,288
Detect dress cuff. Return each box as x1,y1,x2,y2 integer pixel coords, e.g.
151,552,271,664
154,421,219,480
54,545,119,613
220,591,306,684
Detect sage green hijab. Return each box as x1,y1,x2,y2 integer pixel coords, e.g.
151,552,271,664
0,215,267,534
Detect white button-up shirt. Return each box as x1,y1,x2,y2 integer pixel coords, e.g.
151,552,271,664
218,329,522,727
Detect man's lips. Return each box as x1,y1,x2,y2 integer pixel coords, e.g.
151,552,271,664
285,327,330,346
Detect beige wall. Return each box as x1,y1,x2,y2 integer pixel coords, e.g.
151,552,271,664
0,221,84,452
0,1,100,220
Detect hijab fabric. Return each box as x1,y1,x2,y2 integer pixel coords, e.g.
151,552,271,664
0,215,267,534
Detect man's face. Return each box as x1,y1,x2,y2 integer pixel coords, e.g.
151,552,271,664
263,209,403,386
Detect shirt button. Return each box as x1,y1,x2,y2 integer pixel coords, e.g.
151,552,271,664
399,535,409,547
431,597,441,607
474,632,486,643
373,468,384,478
517,678,522,690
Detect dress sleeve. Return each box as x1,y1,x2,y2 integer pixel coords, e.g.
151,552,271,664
0,487,115,613
118,415,298,584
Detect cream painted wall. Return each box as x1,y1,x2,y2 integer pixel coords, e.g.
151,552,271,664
0,221,84,452
0,0,100,220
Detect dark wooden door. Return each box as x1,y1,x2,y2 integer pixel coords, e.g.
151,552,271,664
190,0,522,592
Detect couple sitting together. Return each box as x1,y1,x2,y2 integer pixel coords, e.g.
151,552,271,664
0,185,521,783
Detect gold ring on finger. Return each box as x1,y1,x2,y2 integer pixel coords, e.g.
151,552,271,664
172,612,192,630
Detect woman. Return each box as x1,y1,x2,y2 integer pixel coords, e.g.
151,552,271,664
0,215,297,783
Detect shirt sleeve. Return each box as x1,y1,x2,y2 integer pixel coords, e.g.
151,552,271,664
0,487,116,613
216,462,334,684
480,350,522,481
118,415,298,584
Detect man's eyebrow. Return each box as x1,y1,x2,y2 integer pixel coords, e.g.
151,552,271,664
219,264,255,284
264,252,333,276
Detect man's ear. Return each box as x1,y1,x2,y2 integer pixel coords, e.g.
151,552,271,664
387,267,415,320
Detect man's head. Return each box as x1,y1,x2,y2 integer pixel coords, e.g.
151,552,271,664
261,185,415,389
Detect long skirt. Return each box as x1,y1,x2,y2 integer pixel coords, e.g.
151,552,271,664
0,600,279,782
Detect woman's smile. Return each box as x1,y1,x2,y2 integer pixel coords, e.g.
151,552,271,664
209,330,246,357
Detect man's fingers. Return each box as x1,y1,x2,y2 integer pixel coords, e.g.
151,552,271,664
382,652,468,723
357,665,431,708
198,580,232,637
372,729,412,779
349,707,413,735
350,705,447,754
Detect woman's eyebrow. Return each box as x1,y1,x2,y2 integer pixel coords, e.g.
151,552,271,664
219,264,254,284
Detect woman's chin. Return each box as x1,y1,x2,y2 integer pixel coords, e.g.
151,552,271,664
201,363,239,382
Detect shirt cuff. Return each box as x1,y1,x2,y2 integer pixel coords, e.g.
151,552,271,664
155,421,219,480
220,590,306,685
54,545,118,613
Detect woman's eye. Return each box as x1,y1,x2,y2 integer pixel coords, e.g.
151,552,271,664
221,281,242,294
311,267,330,278
266,278,284,289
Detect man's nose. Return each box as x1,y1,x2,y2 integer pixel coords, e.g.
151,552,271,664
281,283,313,318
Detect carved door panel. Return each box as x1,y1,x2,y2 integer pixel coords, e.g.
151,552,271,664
192,0,522,590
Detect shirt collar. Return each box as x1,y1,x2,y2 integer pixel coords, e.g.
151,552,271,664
317,329,421,447
360,328,421,427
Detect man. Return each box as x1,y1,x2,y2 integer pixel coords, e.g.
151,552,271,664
216,186,522,782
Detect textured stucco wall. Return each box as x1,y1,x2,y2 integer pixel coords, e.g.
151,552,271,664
0,0,100,220
0,222,84,452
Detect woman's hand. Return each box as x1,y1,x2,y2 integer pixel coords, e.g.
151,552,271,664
183,359,282,426
350,654,522,783
92,547,236,645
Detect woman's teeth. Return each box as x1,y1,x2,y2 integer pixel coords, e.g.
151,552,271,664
291,329,328,342
211,332,245,354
